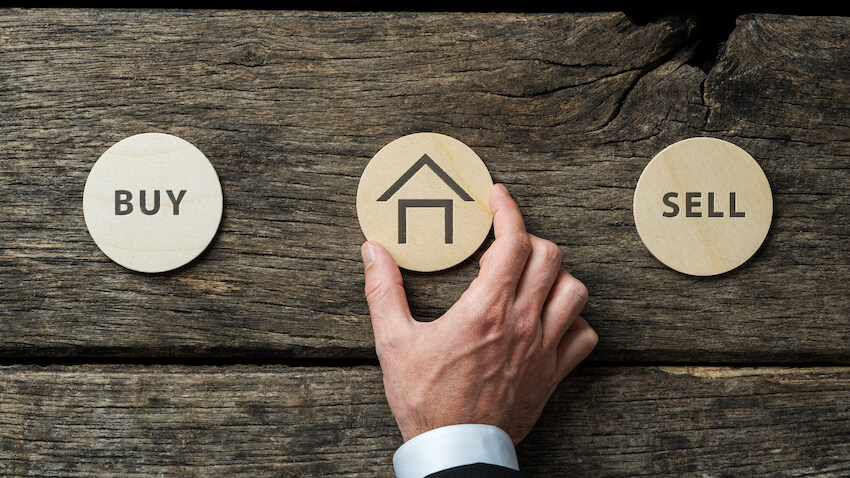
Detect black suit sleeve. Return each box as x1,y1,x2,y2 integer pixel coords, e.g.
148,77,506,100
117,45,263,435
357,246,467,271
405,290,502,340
425,463,530,478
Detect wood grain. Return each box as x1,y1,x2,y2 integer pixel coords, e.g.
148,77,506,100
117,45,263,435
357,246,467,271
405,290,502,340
1,364,848,476
1,11,848,361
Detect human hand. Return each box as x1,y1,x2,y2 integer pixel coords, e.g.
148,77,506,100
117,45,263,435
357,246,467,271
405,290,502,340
360,183,597,445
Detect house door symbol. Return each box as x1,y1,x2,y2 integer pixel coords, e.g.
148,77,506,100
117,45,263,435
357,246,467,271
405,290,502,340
377,154,474,244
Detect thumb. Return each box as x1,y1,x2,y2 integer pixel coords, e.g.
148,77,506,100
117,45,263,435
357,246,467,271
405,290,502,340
361,242,414,350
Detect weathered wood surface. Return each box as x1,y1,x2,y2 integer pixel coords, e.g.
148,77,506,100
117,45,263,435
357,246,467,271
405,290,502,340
1,11,848,361
0,364,847,476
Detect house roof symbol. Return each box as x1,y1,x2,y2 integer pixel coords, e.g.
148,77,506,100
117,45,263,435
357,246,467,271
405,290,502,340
377,154,474,202
377,154,474,245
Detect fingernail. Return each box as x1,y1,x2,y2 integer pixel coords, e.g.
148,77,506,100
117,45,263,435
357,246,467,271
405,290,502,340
361,243,376,270
496,183,509,196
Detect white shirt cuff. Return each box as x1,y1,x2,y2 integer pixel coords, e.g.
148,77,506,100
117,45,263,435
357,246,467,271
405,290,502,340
393,424,519,478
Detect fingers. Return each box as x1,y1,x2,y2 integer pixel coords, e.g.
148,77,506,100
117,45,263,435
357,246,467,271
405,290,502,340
540,270,588,350
491,183,526,239
362,242,414,353
477,184,532,291
555,316,598,380
514,235,563,313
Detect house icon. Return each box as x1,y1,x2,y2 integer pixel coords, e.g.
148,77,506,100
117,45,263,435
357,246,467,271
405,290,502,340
378,154,474,244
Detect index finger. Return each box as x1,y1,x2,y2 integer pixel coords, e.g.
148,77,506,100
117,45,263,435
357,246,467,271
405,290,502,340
476,184,531,290
491,183,526,238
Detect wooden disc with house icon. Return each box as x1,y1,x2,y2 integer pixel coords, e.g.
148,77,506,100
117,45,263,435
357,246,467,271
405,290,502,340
357,133,494,272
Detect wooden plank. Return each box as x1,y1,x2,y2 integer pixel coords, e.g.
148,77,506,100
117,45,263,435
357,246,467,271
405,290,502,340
0,11,847,361
1,364,848,476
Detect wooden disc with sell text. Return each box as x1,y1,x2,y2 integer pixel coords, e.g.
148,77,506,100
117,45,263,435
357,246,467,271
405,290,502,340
633,137,772,276
357,133,494,272
83,133,223,273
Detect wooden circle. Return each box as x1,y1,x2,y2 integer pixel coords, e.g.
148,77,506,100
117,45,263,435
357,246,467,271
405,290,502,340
633,137,772,276
83,133,223,273
357,133,494,272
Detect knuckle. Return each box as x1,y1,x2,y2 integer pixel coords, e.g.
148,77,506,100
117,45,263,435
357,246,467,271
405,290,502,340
374,332,394,356
565,277,589,304
474,296,511,331
375,343,393,364
365,276,402,306
541,241,562,264
364,279,386,304
478,249,489,268
508,233,532,257
514,316,538,342
583,327,599,348
374,327,407,358
461,277,484,300
485,298,510,323
374,340,387,359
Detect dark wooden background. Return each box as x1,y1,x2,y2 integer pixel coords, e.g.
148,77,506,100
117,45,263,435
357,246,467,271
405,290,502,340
1,9,848,476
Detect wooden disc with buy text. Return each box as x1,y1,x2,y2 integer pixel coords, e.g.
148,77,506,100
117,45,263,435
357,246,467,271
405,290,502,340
357,133,494,272
83,133,223,273
633,137,773,276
